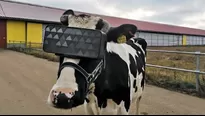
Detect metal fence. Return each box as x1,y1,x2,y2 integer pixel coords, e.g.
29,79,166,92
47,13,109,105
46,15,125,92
146,49,205,93
8,40,43,49
7,41,205,94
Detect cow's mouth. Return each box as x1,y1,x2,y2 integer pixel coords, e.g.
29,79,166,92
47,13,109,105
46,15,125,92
50,89,75,109
51,94,74,109
53,99,74,109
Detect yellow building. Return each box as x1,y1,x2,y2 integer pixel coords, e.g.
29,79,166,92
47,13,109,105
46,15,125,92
0,1,61,49
5,20,51,48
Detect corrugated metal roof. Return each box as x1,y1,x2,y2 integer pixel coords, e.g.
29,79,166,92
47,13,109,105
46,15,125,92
0,0,64,22
100,16,205,36
0,0,205,36
0,2,5,17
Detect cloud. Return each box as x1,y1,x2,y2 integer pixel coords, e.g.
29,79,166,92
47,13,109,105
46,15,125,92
12,0,205,30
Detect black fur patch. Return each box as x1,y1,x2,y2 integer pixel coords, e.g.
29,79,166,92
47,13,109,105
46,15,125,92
63,9,74,15
95,19,104,30
135,86,138,92
133,79,136,88
129,54,137,78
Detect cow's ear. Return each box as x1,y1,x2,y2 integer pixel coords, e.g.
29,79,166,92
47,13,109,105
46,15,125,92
106,24,137,43
116,24,137,43
63,9,74,16
119,24,137,37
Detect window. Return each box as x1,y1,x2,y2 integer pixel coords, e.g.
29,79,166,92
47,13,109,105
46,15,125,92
157,34,164,46
173,35,182,45
144,33,152,46
151,33,158,46
168,34,174,46
138,32,145,38
163,34,169,46
198,36,203,45
202,37,205,45
192,36,197,45
186,36,192,45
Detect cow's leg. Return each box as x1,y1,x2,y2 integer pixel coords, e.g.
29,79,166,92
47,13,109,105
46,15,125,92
135,96,142,115
100,99,118,115
117,101,129,115
132,87,143,115
84,100,99,115
84,84,100,115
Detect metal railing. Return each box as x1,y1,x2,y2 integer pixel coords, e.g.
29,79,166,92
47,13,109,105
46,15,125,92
146,49,205,93
8,40,42,49
7,41,205,93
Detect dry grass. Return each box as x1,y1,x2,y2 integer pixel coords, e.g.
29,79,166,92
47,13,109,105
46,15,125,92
146,46,205,97
9,47,59,62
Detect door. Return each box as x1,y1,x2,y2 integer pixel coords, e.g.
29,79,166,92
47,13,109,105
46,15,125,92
0,20,7,48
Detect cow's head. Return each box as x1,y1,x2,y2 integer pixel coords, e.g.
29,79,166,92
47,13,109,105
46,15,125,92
60,9,110,33
47,9,138,109
47,9,110,109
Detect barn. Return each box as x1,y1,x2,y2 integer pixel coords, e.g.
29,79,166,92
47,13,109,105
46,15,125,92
0,0,205,49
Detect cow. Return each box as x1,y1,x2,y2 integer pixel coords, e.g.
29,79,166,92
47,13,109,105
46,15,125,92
47,9,147,115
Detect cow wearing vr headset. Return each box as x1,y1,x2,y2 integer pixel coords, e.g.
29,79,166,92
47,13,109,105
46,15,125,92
47,9,147,115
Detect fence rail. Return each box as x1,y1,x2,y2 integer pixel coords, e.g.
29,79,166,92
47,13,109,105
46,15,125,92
146,64,205,74
147,49,205,55
7,41,205,94
146,49,205,93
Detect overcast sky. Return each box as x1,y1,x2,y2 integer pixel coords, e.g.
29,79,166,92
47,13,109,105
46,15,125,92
12,0,205,30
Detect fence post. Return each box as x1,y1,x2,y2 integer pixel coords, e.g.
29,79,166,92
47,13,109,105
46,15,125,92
195,51,201,93
29,42,31,52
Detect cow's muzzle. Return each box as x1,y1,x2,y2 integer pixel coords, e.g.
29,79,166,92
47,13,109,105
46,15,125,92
50,90,74,109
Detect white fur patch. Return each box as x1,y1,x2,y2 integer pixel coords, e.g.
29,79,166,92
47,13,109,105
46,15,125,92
55,58,80,90
117,101,129,115
84,83,100,115
100,99,119,115
106,41,145,102
65,93,74,98
47,58,80,105
132,72,143,100
68,15,101,29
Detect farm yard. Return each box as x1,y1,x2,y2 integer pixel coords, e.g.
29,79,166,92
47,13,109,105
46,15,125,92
0,0,205,115
1,49,205,115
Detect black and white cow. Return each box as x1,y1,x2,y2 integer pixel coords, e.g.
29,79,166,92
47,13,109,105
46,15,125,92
47,9,147,115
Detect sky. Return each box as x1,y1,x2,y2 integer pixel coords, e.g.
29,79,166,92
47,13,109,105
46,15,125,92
12,0,205,30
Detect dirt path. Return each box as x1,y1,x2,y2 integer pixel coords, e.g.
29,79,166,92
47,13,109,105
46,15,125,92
0,50,205,115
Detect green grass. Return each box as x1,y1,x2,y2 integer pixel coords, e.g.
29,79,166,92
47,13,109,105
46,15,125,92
8,46,205,97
